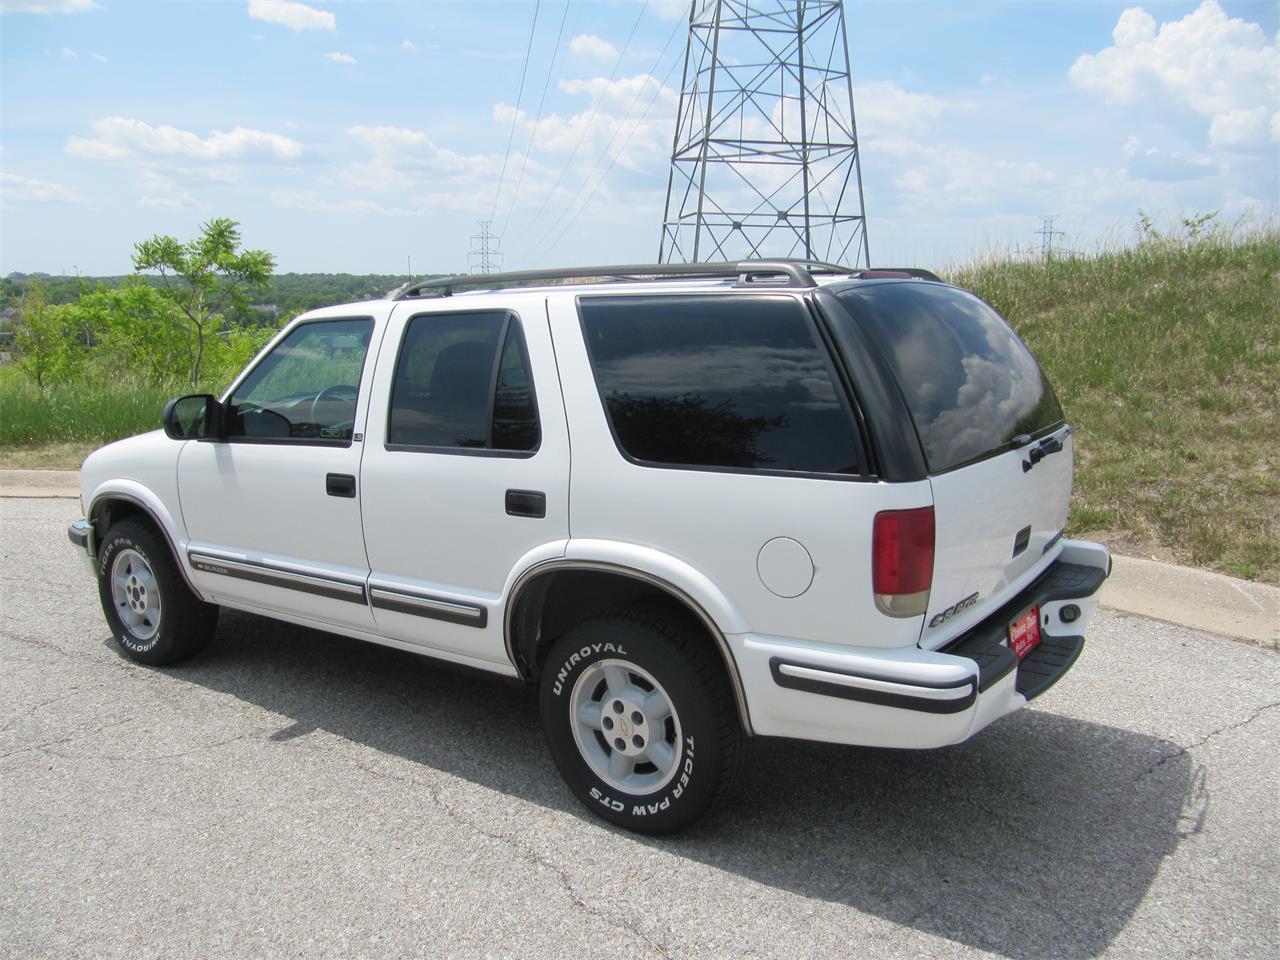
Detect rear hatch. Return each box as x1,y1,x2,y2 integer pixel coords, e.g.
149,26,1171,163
830,280,1072,647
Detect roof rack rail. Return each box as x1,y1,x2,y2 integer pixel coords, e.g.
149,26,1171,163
846,267,944,283
391,259,855,300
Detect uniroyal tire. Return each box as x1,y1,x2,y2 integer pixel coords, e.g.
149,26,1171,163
96,519,218,666
539,608,742,834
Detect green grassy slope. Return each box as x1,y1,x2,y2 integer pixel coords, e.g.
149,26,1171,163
947,228,1279,583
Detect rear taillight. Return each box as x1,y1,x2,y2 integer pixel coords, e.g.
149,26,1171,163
872,507,935,617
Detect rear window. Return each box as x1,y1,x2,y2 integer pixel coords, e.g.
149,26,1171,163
832,282,1064,473
579,295,862,476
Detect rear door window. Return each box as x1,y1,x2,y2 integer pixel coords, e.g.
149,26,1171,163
832,282,1064,473
388,311,540,453
578,295,862,476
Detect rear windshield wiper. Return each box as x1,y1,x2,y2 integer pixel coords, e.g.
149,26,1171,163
1016,426,1072,472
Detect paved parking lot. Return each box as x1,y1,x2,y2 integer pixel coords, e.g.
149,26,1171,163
2,497,1278,959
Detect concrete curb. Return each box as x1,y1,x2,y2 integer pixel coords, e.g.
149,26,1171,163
2,469,1275,649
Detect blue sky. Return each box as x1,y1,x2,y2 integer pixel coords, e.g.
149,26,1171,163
1,0,1276,276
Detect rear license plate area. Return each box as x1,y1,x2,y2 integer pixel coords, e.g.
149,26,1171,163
1009,605,1041,661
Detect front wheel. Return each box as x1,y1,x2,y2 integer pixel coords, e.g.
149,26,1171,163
538,608,742,834
96,519,217,665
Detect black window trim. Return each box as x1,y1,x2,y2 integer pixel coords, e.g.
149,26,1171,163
221,314,377,449
382,307,542,460
575,291,875,483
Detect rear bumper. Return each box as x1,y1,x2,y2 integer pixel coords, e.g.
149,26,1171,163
734,539,1110,749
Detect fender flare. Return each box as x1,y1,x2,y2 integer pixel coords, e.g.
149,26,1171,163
87,482,201,596
503,550,754,735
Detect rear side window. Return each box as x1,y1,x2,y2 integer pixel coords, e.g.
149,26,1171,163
388,311,539,453
579,295,862,475
833,282,1064,473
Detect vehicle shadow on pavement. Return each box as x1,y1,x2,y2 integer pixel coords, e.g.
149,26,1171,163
162,609,1197,960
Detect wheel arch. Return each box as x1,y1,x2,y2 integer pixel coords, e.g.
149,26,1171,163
88,488,201,596
504,559,754,735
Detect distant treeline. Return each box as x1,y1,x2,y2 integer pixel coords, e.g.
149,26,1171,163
0,272,438,324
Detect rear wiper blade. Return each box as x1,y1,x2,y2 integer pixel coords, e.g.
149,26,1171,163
1022,427,1072,472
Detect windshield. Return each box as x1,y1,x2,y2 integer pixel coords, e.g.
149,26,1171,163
832,282,1064,473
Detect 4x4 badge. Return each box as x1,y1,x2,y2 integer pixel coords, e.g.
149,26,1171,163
929,591,979,628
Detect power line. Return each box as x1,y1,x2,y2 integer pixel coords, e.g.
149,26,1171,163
490,1,543,223
510,0,651,243
499,1,573,239
534,48,685,266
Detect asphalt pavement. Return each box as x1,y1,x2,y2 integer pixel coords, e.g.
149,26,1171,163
2,496,1277,959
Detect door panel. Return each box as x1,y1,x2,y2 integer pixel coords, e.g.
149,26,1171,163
178,316,379,632
359,296,570,664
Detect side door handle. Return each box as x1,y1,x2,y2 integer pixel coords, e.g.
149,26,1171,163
326,473,357,498
505,489,546,518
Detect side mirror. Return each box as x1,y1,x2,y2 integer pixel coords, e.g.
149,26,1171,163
162,394,222,440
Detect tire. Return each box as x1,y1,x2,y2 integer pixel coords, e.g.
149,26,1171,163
96,519,218,666
539,607,742,834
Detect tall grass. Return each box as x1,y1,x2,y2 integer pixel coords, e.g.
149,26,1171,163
0,366,193,446
947,221,1279,582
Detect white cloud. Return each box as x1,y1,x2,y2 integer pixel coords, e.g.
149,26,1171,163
325,51,356,64
90,51,106,62
247,0,334,33
401,40,416,53
60,47,76,58
570,33,618,59
66,117,303,163
648,0,690,22
138,191,204,211
1,171,87,203
854,81,975,139
1122,136,1215,182
1069,1,1280,148
1,1,98,13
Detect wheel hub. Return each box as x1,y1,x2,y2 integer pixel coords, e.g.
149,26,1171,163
110,548,162,642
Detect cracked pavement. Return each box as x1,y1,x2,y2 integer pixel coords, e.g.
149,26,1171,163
2,498,1278,959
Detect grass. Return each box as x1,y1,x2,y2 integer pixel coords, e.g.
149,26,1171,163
3,226,1277,582
0,365,182,461
947,224,1279,583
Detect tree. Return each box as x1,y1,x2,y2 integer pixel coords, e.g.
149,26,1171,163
12,278,78,387
132,218,274,386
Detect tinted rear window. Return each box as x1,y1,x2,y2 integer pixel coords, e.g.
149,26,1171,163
579,295,862,475
832,282,1064,473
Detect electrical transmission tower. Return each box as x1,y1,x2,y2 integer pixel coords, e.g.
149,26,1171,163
659,0,870,266
1036,215,1067,262
468,221,502,275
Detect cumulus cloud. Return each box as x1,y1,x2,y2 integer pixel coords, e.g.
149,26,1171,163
1122,136,1215,182
401,40,416,52
247,0,334,33
60,47,76,58
90,51,106,62
0,1,98,13
325,51,356,64
0,171,87,204
1069,1,1279,147
340,125,500,194
66,117,303,163
855,81,975,139
569,33,618,59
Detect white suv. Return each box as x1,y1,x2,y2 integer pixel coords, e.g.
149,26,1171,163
68,261,1110,833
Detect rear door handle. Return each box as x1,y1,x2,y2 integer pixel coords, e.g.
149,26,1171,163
326,473,357,498
506,489,546,518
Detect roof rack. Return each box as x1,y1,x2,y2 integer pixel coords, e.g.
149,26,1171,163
391,259,855,300
844,267,943,283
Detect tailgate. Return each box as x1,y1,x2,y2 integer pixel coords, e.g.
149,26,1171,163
922,427,1073,647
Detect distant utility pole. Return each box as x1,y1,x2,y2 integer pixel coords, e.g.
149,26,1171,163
469,221,502,275
1037,215,1067,262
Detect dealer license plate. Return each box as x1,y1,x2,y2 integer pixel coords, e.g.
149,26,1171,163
1009,606,1041,661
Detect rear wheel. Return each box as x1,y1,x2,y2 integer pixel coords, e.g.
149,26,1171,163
96,519,217,665
539,608,742,834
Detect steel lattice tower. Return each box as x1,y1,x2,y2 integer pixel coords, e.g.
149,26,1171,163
659,0,870,266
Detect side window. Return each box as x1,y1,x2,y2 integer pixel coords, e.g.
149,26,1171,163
579,295,862,475
227,318,373,443
388,311,540,453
